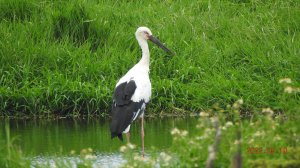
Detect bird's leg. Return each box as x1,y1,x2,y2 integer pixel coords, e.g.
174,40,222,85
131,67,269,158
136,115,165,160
126,132,130,143
141,117,145,157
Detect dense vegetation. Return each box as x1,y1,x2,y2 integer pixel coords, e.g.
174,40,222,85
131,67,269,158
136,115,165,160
121,99,300,167
0,0,299,117
1,98,299,167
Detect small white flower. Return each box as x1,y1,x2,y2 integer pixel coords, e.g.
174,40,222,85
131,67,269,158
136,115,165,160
210,117,218,123
160,152,172,162
234,140,242,145
279,78,292,84
134,155,144,161
237,99,244,105
196,124,202,129
81,149,87,154
233,103,239,109
253,131,265,137
70,150,76,155
204,128,214,135
84,154,96,159
262,108,274,115
127,143,136,149
171,128,180,135
188,140,196,145
284,86,293,93
274,135,281,140
196,136,204,140
181,130,188,136
120,146,127,152
200,112,209,117
225,121,233,127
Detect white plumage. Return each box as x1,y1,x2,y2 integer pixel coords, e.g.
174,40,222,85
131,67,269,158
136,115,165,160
116,64,152,103
116,27,153,103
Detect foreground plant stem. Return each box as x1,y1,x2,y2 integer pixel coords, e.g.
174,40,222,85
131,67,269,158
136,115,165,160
205,117,221,168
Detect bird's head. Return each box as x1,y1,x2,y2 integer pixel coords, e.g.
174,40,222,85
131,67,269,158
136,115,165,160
135,26,174,55
135,27,153,40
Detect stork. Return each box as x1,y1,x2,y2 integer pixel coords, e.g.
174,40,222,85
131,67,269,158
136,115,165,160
110,27,173,157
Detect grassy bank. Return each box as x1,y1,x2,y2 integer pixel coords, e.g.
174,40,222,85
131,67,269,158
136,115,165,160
0,0,299,117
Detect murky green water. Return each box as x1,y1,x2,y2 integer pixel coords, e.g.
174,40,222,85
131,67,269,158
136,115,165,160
0,117,198,167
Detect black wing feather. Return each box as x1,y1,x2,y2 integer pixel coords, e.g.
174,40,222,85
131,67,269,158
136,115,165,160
110,80,144,141
113,80,137,106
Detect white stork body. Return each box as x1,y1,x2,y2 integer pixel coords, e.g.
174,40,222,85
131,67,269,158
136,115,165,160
116,62,151,104
115,62,151,134
110,27,172,157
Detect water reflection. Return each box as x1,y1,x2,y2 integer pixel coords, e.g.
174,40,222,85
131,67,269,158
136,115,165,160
1,117,198,166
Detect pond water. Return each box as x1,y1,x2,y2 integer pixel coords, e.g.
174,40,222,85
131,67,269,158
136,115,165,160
0,117,199,167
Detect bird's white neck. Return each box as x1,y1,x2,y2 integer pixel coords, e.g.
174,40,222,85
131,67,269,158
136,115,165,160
136,37,150,68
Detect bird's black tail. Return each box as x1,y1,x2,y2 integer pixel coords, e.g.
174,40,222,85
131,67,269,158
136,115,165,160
111,133,123,141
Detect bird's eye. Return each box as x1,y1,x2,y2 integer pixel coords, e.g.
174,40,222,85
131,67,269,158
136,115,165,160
144,31,149,35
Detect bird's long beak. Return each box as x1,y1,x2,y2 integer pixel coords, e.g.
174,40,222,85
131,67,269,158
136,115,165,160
148,35,174,55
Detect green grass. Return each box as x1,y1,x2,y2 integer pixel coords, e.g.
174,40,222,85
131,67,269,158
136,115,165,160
0,0,299,117
0,120,29,167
